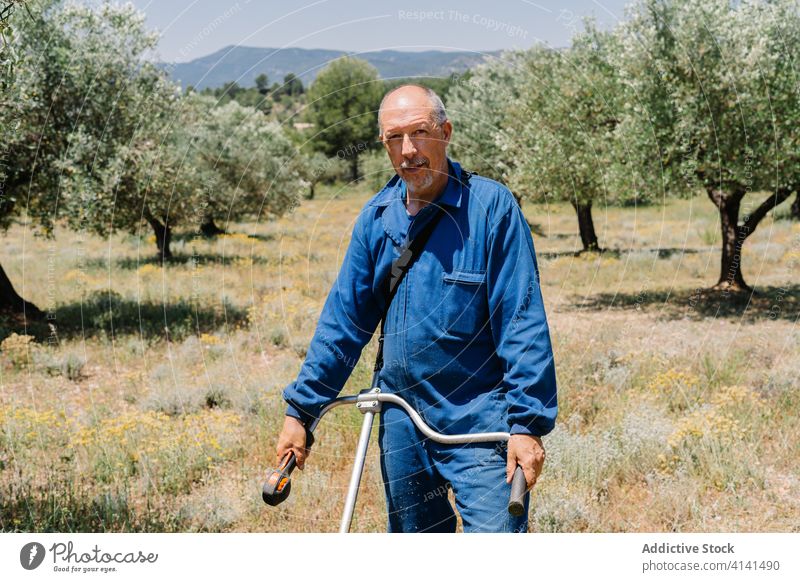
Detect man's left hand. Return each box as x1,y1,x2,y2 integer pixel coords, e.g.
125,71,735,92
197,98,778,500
506,434,545,490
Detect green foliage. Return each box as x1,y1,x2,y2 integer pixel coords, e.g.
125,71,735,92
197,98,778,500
306,57,383,178
448,25,629,251
57,81,303,244
197,72,306,118
520,29,631,207
360,149,396,193
179,94,304,224
450,0,799,276
616,0,800,197
615,0,800,287
272,72,304,98
0,1,25,88
450,26,630,206
254,73,269,93
447,54,522,183
2,0,306,259
291,151,340,199
1,0,170,234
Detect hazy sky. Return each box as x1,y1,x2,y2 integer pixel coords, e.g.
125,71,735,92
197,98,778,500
124,0,633,62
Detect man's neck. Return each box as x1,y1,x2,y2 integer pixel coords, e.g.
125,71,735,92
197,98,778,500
405,166,450,217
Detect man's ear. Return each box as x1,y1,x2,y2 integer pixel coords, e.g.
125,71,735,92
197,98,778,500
441,120,453,145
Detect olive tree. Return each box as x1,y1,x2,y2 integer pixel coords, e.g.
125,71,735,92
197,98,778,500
188,97,303,238
509,28,629,252
447,54,523,191
1,0,164,313
449,26,629,252
616,0,800,291
0,0,33,316
63,93,304,261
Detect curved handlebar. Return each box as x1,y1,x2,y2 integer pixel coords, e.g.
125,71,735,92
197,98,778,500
263,391,530,517
364,392,511,444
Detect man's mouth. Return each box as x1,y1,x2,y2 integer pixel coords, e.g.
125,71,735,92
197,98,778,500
400,158,428,173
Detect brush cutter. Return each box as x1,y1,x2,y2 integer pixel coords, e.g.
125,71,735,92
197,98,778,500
263,387,528,532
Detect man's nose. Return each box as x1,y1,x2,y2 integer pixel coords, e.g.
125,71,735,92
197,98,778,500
401,133,417,158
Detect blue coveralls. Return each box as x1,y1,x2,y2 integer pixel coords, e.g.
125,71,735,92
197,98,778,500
283,159,558,532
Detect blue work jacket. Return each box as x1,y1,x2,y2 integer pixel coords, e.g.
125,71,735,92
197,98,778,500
283,159,558,437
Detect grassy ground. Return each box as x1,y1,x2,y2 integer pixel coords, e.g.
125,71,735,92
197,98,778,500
1,182,798,532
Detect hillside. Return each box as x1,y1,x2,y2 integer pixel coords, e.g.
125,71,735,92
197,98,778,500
162,45,497,89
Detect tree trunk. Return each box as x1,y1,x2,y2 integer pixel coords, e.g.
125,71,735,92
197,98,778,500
571,200,599,252
146,216,173,263
200,216,225,237
349,156,359,182
708,189,749,292
791,192,800,220
306,181,315,200
0,261,43,318
707,187,793,293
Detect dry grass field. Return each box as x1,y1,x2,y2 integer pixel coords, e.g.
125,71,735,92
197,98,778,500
1,181,798,532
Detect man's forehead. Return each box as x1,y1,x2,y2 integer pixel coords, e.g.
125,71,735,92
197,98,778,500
380,106,434,132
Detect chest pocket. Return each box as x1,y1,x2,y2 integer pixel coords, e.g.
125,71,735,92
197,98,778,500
439,270,488,338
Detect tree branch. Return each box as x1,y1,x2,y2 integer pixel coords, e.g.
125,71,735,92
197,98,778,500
740,188,793,239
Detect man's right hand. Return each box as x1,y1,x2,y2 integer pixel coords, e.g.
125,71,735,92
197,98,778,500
276,415,309,469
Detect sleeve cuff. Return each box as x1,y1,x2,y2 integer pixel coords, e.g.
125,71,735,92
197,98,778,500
285,403,315,427
509,423,537,436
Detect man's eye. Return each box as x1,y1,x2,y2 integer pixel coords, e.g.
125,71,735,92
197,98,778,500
413,129,428,136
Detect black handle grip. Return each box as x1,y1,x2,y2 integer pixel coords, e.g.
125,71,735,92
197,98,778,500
262,425,315,507
507,466,527,517
262,452,297,506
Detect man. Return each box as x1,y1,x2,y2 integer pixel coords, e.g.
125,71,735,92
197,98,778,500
276,85,557,532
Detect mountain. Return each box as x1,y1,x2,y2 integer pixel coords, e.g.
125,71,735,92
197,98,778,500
161,46,498,89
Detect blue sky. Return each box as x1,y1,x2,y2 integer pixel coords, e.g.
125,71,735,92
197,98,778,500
124,0,632,62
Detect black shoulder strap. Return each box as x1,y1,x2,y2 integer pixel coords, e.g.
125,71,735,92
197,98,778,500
383,205,446,311
370,205,446,381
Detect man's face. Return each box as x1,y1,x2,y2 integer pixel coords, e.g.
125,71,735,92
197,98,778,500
380,90,452,196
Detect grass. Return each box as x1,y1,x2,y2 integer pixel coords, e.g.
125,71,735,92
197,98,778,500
1,183,798,532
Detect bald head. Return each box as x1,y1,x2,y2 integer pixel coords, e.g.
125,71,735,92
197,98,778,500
378,84,452,200
378,85,447,137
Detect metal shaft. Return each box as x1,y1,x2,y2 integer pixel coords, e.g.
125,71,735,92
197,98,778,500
339,410,375,533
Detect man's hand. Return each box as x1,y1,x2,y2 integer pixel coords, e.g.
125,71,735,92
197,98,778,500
276,415,309,469
506,434,545,490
